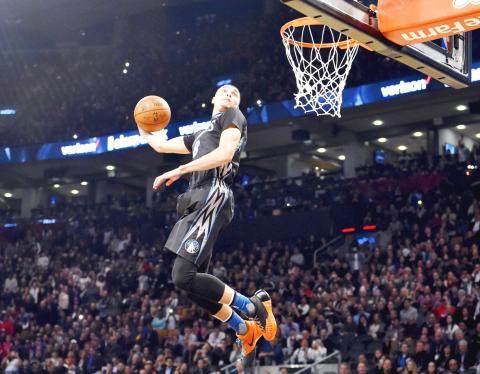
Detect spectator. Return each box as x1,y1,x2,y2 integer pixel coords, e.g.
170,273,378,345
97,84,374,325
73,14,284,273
402,359,419,374
454,340,476,372
310,339,327,362
444,315,460,341
397,343,411,373
207,328,225,349
425,361,438,374
356,362,369,374
446,359,460,374
382,359,394,374
340,362,351,374
291,339,314,364
399,299,418,327
4,351,20,374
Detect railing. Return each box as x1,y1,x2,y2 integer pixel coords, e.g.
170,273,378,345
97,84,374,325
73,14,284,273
313,236,345,268
215,360,240,374
215,350,341,374
291,350,342,374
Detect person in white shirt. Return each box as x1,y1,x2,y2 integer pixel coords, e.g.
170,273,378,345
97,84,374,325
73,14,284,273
310,339,327,362
5,351,21,374
207,327,226,348
291,339,315,364
138,273,149,293
37,253,49,269
29,280,40,304
58,285,70,311
290,247,305,267
444,315,460,340
4,274,18,293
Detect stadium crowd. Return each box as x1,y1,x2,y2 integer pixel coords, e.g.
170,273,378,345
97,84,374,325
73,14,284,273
3,0,476,147
0,151,479,373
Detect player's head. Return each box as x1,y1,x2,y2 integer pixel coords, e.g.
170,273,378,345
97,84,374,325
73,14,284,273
212,84,241,112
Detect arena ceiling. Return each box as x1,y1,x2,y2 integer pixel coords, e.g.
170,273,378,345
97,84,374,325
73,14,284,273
0,0,207,30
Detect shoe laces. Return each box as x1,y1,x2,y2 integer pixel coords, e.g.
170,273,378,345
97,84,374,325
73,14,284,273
251,315,266,332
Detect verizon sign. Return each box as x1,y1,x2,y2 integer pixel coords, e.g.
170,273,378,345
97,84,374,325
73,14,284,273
380,78,430,98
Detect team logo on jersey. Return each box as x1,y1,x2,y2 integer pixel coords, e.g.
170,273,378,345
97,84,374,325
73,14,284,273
184,239,200,254
452,0,480,9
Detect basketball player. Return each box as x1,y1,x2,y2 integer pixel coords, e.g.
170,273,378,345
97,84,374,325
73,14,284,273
137,85,277,357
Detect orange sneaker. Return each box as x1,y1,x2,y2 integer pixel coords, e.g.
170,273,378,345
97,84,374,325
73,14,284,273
253,289,277,341
236,320,264,356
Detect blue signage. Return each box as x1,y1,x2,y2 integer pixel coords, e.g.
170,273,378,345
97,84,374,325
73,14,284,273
1,62,479,165
0,109,16,115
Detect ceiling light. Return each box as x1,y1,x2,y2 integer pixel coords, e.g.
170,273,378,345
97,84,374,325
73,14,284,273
372,120,384,126
122,69,128,74
476,133,480,139
4,192,12,198
71,190,79,195
80,181,88,186
377,137,388,143
105,165,115,171
317,147,327,153
456,104,468,111
53,184,60,189
125,62,130,67
456,124,466,130
73,134,78,139
413,131,423,137
398,145,408,151
338,155,346,161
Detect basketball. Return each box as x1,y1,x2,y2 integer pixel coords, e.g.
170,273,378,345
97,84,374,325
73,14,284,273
134,95,171,132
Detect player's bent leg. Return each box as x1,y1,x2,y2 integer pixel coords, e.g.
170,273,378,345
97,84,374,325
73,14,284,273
186,292,223,316
203,301,262,357
171,256,225,301
185,293,261,355
172,256,266,320
186,293,247,335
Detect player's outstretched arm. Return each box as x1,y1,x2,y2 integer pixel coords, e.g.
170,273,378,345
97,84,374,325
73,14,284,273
138,128,190,154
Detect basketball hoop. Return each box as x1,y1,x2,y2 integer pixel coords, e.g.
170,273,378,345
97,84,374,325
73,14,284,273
281,17,364,118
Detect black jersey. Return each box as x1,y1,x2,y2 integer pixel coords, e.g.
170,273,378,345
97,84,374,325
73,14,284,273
183,108,247,189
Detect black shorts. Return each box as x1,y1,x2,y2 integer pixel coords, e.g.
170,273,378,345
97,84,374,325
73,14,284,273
165,184,234,267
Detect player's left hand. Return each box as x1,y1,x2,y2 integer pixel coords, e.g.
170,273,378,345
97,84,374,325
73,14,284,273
153,168,183,189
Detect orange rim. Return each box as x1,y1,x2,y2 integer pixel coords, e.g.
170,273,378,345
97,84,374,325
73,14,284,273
280,17,361,49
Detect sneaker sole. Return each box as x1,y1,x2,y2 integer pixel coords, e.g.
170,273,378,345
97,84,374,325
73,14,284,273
249,295,267,331
254,290,277,341
261,299,277,341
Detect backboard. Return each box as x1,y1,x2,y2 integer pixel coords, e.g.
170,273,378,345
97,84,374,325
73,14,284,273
281,0,472,88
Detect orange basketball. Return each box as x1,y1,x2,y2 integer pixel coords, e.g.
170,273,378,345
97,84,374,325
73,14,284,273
134,96,171,132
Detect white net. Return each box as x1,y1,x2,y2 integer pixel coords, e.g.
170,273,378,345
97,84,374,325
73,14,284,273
281,20,360,118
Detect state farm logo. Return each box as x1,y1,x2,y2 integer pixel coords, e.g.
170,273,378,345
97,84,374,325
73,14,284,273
453,0,480,9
